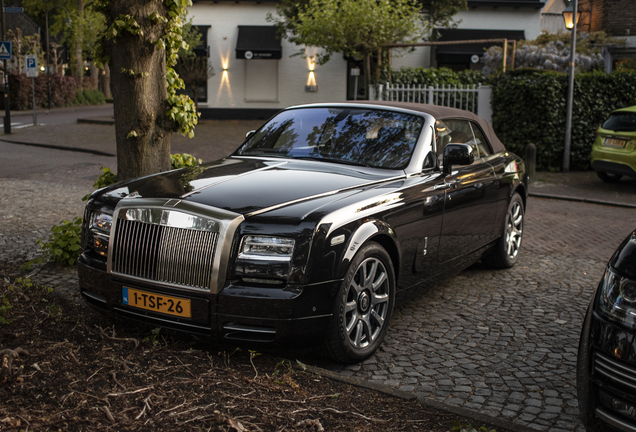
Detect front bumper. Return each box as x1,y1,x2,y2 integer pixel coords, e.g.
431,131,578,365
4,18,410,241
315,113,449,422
78,256,338,347
578,304,636,432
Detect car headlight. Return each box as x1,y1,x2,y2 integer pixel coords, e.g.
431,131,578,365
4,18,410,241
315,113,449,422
239,236,294,260
236,236,295,284
598,267,636,330
91,212,113,234
88,211,113,256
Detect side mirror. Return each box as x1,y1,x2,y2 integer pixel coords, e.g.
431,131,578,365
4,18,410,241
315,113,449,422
245,130,256,140
443,143,474,175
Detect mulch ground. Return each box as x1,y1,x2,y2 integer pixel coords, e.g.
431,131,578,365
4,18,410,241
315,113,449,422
0,263,501,432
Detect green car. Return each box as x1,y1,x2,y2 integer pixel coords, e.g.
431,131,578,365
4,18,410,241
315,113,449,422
591,105,636,183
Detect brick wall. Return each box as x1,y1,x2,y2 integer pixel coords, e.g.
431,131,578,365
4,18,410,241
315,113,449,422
603,0,636,37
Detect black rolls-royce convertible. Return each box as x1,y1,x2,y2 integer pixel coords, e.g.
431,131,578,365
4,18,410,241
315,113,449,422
79,101,528,363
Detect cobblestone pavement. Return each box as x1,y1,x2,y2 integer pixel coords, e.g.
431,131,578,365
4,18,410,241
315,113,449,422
321,198,636,432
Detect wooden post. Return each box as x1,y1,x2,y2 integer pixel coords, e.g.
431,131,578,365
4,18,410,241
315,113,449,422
525,143,536,184
511,40,517,70
502,39,508,73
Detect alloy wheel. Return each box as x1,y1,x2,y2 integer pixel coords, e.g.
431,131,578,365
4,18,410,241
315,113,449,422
344,257,390,349
505,201,523,259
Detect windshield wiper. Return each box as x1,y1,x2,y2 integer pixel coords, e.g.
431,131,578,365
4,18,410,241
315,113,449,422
292,156,372,168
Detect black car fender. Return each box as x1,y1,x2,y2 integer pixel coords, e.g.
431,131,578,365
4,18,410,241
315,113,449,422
336,219,400,282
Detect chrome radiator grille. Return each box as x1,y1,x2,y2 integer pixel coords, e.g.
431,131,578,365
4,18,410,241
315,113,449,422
111,218,218,290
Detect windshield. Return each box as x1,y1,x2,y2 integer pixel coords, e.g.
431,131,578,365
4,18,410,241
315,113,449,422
602,112,636,132
234,108,424,169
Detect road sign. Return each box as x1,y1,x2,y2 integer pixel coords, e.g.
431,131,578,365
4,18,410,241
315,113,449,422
26,55,38,78
0,41,11,60
3,7,23,12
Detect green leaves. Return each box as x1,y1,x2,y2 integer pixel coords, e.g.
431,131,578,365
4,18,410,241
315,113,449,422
271,0,424,71
33,217,84,267
104,14,144,41
170,153,202,169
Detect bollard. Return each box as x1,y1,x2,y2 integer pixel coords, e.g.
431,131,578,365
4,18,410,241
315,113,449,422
525,143,536,185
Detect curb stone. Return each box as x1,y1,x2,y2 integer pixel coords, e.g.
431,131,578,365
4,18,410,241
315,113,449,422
0,138,116,157
529,191,636,209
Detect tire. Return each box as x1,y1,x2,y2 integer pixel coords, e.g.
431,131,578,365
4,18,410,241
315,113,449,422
322,242,395,363
483,192,524,269
596,171,623,183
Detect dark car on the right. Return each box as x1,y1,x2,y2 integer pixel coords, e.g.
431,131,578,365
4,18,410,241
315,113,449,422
578,229,636,432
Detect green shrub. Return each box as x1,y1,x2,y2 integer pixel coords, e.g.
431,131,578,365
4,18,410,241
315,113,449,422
73,88,106,106
28,217,83,267
171,153,202,169
491,70,636,171
387,67,486,86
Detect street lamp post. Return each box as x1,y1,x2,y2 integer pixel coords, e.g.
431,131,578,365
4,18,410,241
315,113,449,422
562,0,579,173
45,6,71,110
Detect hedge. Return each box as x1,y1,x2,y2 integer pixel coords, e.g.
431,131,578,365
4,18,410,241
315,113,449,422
387,67,485,86
9,73,79,110
491,70,636,171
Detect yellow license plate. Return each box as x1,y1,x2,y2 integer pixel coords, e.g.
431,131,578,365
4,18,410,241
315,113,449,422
122,287,191,318
604,138,627,148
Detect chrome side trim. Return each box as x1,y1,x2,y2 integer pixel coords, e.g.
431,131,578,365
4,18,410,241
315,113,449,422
223,324,276,334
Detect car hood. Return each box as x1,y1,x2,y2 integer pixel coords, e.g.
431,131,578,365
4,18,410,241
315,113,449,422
100,157,404,216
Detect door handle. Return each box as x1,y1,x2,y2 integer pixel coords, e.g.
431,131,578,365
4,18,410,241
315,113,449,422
434,181,457,190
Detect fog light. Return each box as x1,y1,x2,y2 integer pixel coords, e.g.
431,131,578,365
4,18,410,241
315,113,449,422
91,236,109,256
600,390,636,420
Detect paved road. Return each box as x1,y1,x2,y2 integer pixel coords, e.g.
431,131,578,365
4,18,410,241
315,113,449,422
1,108,635,432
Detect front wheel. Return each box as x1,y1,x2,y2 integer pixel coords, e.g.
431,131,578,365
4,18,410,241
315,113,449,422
483,192,524,269
322,242,395,363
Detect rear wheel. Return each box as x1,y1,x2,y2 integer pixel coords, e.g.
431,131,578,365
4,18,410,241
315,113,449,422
483,192,524,269
596,171,623,183
322,242,395,363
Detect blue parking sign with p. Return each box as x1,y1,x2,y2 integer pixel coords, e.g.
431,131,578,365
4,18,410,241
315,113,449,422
27,57,35,68
0,41,11,59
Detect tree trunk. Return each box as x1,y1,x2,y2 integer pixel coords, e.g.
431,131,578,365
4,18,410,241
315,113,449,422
108,0,172,180
364,52,372,100
102,63,111,99
89,63,98,90
76,0,84,83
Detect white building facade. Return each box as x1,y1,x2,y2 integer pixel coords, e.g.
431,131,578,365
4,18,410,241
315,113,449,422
190,0,547,118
